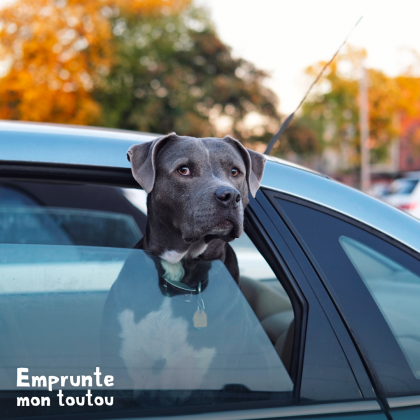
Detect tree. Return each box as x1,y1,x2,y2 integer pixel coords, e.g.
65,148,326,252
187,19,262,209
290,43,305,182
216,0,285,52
292,45,420,171
0,0,189,124
93,6,280,143
0,0,285,150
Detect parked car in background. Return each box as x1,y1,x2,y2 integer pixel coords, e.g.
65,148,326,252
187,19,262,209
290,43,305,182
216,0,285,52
1,121,420,420
367,181,390,199
381,173,420,218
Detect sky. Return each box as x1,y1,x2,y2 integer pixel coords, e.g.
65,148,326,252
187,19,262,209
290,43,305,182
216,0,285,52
1,0,420,114
199,0,420,113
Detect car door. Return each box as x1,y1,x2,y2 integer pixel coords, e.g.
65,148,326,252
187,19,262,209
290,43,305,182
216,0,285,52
0,176,386,419
262,189,420,420
244,191,388,420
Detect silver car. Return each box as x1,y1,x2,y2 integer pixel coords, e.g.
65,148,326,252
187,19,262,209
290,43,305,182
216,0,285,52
381,174,420,218
0,121,419,420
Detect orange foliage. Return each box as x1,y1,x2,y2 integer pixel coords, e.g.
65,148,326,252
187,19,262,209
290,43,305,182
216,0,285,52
115,0,190,15
303,45,420,153
0,0,190,124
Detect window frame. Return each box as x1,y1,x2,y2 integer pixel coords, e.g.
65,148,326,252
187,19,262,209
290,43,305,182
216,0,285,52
251,191,374,402
245,197,307,397
266,190,420,399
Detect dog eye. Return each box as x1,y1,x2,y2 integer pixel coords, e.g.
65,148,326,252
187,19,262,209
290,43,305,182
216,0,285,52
178,166,191,176
231,168,240,177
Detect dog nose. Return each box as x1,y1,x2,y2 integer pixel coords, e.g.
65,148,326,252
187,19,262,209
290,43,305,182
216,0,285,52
215,187,241,207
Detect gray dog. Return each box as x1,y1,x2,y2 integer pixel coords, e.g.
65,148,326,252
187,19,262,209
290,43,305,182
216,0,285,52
100,133,272,397
127,132,266,283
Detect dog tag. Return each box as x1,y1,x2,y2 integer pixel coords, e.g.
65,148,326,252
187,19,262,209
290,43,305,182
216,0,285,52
193,309,207,329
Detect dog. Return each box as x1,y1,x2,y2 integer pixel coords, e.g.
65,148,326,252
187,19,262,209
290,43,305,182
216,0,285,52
100,134,292,399
128,132,266,282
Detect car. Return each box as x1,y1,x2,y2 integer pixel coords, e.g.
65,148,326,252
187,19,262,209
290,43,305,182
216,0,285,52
0,120,419,420
381,174,420,218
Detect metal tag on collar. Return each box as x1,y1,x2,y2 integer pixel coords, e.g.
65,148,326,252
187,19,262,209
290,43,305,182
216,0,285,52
194,281,207,329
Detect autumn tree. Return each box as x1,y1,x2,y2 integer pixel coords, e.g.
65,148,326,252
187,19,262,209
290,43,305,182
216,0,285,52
289,45,420,172
0,0,189,124
0,0,289,150
93,6,280,143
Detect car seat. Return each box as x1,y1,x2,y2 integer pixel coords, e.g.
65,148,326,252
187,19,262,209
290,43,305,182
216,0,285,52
239,276,294,373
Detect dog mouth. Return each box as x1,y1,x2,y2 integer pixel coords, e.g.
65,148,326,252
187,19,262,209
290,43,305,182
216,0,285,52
212,219,233,232
183,215,242,243
183,219,235,243
207,219,234,234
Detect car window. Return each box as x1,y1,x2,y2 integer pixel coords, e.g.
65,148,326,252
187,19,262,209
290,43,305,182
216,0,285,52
0,243,294,418
383,179,419,195
0,181,297,417
276,196,420,396
230,233,295,375
231,233,290,294
340,236,420,378
0,183,145,248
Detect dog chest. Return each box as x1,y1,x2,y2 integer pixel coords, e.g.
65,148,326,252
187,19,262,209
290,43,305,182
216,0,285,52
101,252,293,393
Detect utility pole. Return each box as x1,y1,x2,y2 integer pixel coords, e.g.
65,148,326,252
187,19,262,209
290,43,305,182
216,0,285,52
359,62,370,192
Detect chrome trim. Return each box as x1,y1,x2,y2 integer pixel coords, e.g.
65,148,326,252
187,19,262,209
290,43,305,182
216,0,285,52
388,395,420,408
121,400,380,420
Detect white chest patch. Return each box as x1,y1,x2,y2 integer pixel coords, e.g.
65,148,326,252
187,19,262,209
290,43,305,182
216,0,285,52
160,249,186,264
118,300,216,390
160,259,185,283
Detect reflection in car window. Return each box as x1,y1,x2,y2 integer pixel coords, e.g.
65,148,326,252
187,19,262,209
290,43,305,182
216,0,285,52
231,233,275,280
231,233,295,374
340,236,420,378
0,184,143,248
231,233,289,292
0,244,293,417
0,206,141,248
276,196,420,396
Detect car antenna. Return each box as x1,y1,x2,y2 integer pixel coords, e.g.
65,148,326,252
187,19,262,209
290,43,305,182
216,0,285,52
264,16,363,155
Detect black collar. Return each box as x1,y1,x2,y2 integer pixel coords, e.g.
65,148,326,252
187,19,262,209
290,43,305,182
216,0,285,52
148,253,211,297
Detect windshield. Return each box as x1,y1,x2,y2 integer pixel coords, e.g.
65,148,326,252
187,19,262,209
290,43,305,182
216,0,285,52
384,179,419,196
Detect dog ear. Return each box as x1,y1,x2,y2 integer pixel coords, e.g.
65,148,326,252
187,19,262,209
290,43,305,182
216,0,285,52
223,135,266,197
127,133,177,193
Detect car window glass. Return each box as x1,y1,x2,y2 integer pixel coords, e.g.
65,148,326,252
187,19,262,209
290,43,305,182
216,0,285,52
231,233,289,296
0,183,144,248
230,233,295,373
384,179,419,195
340,235,420,378
276,196,420,395
0,244,294,418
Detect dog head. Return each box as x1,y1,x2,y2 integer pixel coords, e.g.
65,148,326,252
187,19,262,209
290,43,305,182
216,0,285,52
127,133,266,245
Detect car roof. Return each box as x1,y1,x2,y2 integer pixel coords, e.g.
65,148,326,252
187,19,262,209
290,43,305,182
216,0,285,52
1,120,420,254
